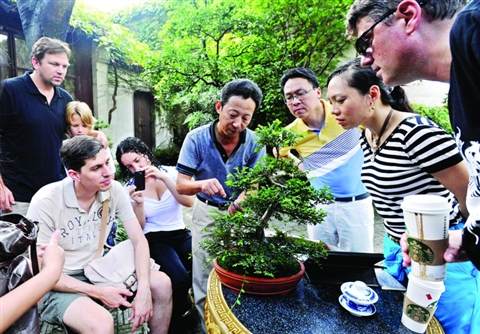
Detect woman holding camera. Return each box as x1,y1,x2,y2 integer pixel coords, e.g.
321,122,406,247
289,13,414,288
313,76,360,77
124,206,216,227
116,137,194,330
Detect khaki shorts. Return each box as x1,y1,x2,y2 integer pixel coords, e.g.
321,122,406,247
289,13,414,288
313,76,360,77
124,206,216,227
0,201,30,216
39,272,92,326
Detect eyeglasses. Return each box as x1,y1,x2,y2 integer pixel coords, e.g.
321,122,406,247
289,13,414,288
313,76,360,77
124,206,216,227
354,8,396,55
284,89,313,104
355,0,426,56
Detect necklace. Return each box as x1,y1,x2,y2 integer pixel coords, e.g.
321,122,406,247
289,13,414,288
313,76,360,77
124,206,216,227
371,108,394,153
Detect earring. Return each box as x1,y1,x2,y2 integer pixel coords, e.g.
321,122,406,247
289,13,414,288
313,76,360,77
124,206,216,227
369,104,376,113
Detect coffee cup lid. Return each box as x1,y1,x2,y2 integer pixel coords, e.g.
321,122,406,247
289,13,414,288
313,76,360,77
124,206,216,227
401,195,450,215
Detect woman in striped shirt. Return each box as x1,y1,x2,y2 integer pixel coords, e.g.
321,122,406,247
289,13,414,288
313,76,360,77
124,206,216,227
326,59,478,334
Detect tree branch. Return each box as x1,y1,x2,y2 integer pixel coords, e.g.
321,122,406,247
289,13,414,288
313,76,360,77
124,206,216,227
107,61,118,124
317,39,349,78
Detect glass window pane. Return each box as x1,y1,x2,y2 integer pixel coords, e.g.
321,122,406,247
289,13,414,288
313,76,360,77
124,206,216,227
0,33,9,80
14,37,30,70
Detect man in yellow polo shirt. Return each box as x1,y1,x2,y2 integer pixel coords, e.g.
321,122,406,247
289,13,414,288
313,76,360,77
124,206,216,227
280,67,374,252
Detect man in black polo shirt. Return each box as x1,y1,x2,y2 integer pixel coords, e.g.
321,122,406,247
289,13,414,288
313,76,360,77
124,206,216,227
0,37,73,215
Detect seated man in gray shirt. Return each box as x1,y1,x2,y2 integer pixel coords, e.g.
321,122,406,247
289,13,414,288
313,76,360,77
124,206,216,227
176,79,264,327
28,136,172,334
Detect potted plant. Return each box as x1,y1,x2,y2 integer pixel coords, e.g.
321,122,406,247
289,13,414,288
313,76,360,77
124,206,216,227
203,120,333,295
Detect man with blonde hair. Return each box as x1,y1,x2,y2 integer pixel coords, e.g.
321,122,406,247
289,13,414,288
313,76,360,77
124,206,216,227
0,36,72,215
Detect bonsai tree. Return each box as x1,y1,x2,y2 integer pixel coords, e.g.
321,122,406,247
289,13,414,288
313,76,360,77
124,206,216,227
203,120,333,279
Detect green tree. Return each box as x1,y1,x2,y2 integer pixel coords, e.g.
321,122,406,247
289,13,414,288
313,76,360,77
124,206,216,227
242,0,353,125
71,2,151,67
71,2,153,123
133,0,353,141
413,103,452,134
203,121,332,278
114,0,167,49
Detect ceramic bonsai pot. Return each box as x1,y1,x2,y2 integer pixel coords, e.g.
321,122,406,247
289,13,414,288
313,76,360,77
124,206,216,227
213,259,305,296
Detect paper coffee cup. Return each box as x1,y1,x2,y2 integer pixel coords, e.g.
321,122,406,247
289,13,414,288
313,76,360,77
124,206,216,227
401,195,449,281
401,274,445,333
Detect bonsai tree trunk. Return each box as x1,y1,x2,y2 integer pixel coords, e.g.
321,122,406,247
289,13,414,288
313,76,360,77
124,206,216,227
257,202,276,240
260,203,275,227
265,145,275,157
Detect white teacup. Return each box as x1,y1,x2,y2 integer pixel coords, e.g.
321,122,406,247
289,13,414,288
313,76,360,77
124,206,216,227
401,274,445,333
339,281,378,317
341,281,378,305
401,195,449,281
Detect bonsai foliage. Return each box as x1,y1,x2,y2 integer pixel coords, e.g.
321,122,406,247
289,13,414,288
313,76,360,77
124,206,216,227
203,120,333,278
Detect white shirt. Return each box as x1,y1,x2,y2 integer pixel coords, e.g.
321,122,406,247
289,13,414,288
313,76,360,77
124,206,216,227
143,166,186,233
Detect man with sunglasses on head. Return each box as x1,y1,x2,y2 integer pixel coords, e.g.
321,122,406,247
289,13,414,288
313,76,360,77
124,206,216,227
279,68,374,253
347,1,480,333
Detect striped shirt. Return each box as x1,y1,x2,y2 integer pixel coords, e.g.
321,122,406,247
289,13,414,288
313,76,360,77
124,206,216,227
281,100,367,197
361,115,463,238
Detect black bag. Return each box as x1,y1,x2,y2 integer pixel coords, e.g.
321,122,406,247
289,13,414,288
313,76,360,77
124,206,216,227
0,213,40,334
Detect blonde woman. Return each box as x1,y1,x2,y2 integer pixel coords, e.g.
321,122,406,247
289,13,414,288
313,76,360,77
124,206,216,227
65,101,115,173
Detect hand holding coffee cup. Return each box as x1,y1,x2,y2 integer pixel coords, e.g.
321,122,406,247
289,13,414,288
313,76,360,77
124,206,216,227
401,195,449,281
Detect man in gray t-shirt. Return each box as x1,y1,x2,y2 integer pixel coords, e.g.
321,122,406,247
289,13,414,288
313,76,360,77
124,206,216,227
176,79,264,328
28,136,172,333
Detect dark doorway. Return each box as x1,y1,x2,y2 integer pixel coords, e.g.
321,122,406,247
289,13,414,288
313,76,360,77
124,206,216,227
134,91,155,149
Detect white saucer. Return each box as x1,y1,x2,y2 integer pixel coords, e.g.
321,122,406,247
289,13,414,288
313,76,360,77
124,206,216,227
338,294,376,317
341,281,379,305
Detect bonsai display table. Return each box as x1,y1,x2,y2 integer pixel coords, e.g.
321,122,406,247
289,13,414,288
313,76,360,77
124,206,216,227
205,270,444,334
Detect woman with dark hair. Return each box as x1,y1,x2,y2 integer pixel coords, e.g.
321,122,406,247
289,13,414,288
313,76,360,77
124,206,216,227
326,59,478,334
116,137,194,331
